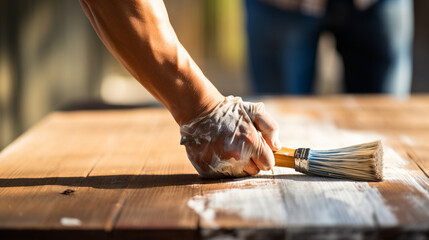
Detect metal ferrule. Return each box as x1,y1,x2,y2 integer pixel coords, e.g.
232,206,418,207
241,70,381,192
294,148,310,174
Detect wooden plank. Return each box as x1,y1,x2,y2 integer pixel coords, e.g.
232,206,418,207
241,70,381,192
272,100,396,228
188,95,429,238
0,109,198,234
1,95,429,239
0,113,104,228
404,146,429,178
114,115,199,233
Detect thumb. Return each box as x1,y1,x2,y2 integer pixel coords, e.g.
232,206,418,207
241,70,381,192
254,112,282,151
245,102,282,151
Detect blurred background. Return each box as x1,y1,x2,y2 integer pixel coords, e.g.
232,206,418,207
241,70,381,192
1,0,429,150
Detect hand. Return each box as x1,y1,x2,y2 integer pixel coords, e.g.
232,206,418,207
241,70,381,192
180,96,282,178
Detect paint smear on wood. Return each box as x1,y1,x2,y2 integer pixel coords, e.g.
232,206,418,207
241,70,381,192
188,186,286,227
188,113,429,228
273,167,397,226
60,217,81,226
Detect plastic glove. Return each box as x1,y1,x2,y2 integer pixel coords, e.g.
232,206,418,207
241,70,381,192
180,96,282,178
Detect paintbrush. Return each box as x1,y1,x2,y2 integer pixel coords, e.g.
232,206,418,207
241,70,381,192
274,141,383,181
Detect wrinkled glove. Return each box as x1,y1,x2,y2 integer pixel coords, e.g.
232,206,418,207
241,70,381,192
180,96,282,178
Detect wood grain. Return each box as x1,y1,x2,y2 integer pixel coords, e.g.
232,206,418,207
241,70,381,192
0,95,428,239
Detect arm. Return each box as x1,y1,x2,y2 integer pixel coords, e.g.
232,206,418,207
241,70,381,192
79,0,282,177
79,0,222,125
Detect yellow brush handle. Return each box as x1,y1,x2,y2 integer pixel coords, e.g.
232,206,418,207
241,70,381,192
274,147,296,169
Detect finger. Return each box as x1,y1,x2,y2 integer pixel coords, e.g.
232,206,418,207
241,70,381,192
242,101,264,118
251,137,275,171
253,111,282,151
243,160,260,176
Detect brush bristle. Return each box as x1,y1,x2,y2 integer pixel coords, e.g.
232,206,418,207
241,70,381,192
307,141,383,181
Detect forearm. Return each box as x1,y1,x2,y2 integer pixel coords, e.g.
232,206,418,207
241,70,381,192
79,0,223,124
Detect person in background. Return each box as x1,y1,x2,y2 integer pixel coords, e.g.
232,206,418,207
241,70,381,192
79,0,282,178
245,0,413,96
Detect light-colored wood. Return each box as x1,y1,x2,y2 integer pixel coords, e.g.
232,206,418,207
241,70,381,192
274,147,295,169
1,95,429,239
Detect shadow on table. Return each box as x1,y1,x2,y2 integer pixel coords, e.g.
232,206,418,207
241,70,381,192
0,173,352,189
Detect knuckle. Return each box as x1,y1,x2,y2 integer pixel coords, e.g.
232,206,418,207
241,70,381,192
270,121,279,132
255,102,265,112
249,102,265,115
235,130,255,145
265,121,278,133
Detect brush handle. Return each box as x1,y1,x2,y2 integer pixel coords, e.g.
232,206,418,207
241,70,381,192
274,147,296,169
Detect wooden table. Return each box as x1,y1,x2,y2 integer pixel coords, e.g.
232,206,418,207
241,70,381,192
1,95,428,239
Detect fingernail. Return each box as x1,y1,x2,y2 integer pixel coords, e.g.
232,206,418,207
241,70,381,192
274,140,282,150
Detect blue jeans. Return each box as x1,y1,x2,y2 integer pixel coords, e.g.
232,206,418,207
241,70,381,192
245,0,413,96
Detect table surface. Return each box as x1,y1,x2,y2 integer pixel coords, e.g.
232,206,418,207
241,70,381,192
1,95,429,239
